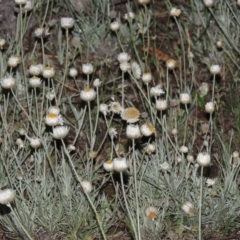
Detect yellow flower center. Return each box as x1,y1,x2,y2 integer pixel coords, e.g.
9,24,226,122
117,144,125,153
147,211,157,219
166,59,175,64
84,87,90,92
146,123,156,133
44,66,52,70
106,160,113,164
48,113,57,118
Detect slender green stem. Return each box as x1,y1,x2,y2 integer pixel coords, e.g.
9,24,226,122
212,74,216,102
199,166,203,240
7,203,33,240
41,0,50,27
88,101,94,148
11,89,38,135
166,68,170,100
121,71,125,108
61,140,82,182
41,37,45,66
174,18,186,90
116,32,124,52
19,5,31,122
132,139,141,240
93,87,100,135
58,28,69,104
120,172,138,239
82,188,108,240
61,140,107,240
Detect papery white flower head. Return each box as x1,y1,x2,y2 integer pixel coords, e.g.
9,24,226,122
150,85,165,96
232,151,239,158
180,93,191,104
176,156,182,163
109,127,117,138
171,128,178,135
18,128,26,135
159,162,170,171
145,206,158,220
142,72,152,83
124,12,135,20
109,101,123,114
120,62,131,72
99,103,108,115
16,138,24,148
121,107,140,123
93,78,102,87
156,99,168,111
29,76,42,88
206,178,215,187
8,55,21,68
1,76,16,89
67,144,76,152
0,38,6,49
138,0,150,5
46,90,55,101
145,143,156,155
210,64,221,75
117,52,130,63
182,201,194,216
42,66,55,78
51,126,69,139
216,40,222,48
0,189,15,204
23,0,33,11
110,21,120,31
205,101,215,113
199,82,209,97
141,123,156,136
61,17,75,29
131,61,141,79
195,163,199,168
103,160,114,172
166,59,176,69
29,136,41,148
48,106,60,115
80,87,96,102
69,67,78,77
113,157,128,172
203,0,214,7
80,180,93,193
34,27,50,38
15,0,27,5
179,145,188,153
187,155,194,163
45,113,63,126
196,152,211,167
170,7,181,17
29,64,43,76
82,63,93,75
126,124,141,139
